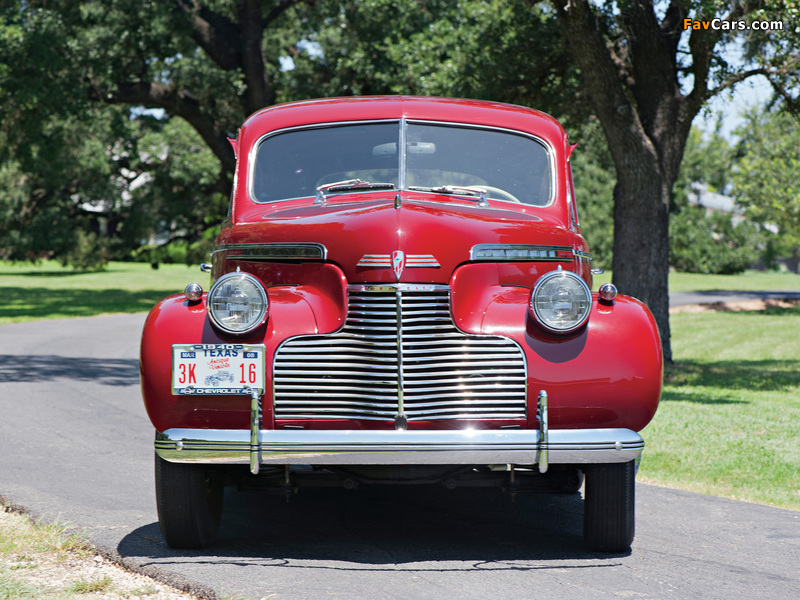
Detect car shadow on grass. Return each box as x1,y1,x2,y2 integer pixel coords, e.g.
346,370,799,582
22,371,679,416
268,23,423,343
117,485,626,570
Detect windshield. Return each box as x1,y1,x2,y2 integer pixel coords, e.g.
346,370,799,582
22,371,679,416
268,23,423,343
251,120,552,206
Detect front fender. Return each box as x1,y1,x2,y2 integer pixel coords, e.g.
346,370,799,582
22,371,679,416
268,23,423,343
140,273,347,432
451,264,663,432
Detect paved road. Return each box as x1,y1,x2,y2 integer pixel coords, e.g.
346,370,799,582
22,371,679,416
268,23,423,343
1,314,799,599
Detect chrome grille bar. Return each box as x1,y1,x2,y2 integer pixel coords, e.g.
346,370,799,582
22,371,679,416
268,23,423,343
273,285,527,422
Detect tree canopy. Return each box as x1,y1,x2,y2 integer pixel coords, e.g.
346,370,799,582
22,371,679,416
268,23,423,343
547,0,799,360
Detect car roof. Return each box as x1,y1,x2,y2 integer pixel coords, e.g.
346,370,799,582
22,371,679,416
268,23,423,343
239,96,568,147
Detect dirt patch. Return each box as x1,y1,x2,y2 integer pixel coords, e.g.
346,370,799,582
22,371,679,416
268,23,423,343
0,506,213,600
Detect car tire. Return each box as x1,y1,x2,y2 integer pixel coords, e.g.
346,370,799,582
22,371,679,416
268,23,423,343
155,453,224,549
583,460,635,553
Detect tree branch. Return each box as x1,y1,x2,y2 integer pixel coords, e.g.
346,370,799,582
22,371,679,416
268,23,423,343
239,0,274,112
173,0,241,71
685,1,750,115
99,82,235,174
549,0,654,167
263,0,305,28
708,67,771,97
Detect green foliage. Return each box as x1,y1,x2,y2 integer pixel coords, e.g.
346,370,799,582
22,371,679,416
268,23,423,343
569,119,615,269
670,206,764,274
732,109,800,250
305,0,586,124
0,0,258,267
673,126,732,204
2,0,799,274
668,127,767,274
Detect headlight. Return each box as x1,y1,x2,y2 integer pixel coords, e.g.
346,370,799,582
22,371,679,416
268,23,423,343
530,268,591,334
207,271,269,335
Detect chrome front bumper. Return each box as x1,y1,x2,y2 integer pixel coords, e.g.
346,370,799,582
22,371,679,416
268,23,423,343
155,389,644,474
155,427,644,470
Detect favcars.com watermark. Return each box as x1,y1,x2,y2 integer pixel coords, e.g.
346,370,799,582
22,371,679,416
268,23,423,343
683,18,784,31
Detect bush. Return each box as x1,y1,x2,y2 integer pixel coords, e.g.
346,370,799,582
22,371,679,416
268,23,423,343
669,206,765,274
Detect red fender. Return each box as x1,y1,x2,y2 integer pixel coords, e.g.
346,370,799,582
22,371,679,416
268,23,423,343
140,265,347,432
451,263,662,432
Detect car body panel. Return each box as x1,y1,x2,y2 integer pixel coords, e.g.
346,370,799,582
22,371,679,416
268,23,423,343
141,95,662,463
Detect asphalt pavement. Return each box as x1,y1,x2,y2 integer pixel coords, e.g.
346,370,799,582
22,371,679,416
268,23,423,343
1,312,799,599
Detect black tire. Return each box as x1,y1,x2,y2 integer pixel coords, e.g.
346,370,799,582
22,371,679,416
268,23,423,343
583,460,635,553
154,453,224,549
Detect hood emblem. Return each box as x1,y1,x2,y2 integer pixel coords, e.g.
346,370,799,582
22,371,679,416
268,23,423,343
392,251,406,279
357,254,441,281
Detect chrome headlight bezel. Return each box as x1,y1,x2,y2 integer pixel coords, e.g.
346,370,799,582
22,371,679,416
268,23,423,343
206,271,269,335
530,269,592,334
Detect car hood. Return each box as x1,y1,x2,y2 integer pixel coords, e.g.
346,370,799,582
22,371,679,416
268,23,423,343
226,195,575,284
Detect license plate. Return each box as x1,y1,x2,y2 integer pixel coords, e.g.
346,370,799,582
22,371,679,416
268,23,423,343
172,344,265,395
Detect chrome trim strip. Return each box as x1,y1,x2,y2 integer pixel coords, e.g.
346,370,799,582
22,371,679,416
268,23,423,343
347,283,451,293
155,427,645,466
357,254,441,268
398,118,408,191
470,244,574,262
395,287,406,430
214,243,327,261
574,250,592,260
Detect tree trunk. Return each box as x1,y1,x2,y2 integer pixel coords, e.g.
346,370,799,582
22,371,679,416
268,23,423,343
611,164,672,362
550,0,702,363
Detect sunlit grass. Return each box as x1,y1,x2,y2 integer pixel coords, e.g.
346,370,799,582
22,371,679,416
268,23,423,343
639,306,800,510
0,261,204,324
591,268,800,292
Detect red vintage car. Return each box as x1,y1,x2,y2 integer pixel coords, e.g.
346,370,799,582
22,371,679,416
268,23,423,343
140,96,663,552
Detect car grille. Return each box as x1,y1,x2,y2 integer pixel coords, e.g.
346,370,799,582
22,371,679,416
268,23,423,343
273,285,527,422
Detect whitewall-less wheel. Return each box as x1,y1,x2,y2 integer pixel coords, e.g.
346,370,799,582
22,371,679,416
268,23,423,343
583,460,636,552
155,453,224,549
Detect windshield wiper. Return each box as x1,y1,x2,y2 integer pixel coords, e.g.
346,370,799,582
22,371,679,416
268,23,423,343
315,179,395,204
408,185,489,207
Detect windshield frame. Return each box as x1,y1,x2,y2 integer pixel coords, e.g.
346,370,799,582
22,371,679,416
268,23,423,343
248,119,555,207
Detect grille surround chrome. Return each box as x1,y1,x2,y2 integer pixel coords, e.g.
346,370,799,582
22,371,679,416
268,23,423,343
273,284,527,423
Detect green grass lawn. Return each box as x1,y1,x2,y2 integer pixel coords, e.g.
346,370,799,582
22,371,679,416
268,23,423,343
640,306,800,511
0,261,203,324
591,268,800,292
2,261,799,510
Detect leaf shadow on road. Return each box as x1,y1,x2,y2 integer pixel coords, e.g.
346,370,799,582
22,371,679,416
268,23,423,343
0,355,139,386
117,485,627,571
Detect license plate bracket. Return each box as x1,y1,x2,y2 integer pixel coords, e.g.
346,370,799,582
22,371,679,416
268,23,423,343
172,344,265,395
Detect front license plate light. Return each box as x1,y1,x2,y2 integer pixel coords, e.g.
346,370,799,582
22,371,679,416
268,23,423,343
172,344,266,395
